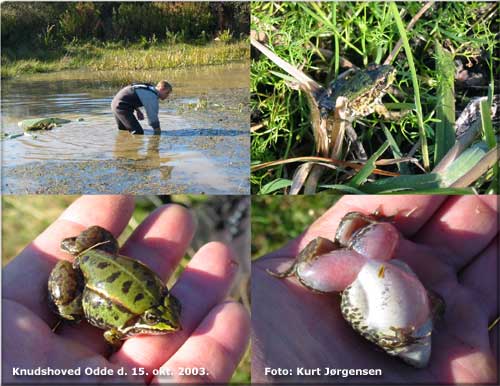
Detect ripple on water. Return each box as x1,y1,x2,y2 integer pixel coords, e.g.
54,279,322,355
2,64,250,193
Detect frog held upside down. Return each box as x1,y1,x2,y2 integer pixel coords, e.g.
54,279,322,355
267,212,445,368
48,226,182,345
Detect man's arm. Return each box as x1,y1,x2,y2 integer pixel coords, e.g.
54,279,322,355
135,89,160,130
135,109,144,120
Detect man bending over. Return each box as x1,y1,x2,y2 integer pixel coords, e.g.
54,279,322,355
111,80,172,135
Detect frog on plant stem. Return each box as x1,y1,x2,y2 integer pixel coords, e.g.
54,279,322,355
47,226,182,345
312,64,403,160
316,65,398,121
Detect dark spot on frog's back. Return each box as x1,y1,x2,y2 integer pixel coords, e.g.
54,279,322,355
134,293,145,303
122,280,132,294
106,271,121,283
97,262,110,269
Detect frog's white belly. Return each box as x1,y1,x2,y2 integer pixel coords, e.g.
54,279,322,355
341,259,432,368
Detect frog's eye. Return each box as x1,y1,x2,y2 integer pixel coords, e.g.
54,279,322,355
144,310,159,324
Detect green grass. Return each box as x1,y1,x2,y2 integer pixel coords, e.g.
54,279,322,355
1,40,249,79
251,2,499,194
252,195,341,259
1,195,170,264
2,196,78,263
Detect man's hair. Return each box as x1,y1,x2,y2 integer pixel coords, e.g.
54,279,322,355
157,80,172,92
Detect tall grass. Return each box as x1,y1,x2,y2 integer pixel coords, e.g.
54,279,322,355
88,42,248,71
1,41,248,78
251,2,499,194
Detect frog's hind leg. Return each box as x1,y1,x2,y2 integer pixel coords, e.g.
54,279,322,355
266,237,337,278
104,328,125,346
374,103,408,120
344,122,368,161
48,260,85,324
62,226,119,255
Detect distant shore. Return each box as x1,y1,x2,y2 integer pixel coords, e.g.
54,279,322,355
1,40,248,79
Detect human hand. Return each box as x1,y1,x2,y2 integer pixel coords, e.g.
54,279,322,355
252,195,498,384
3,195,250,384
136,110,144,120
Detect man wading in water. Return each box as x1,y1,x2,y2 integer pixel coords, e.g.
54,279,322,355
111,80,172,135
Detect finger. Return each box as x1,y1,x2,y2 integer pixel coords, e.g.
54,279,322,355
414,195,498,270
110,242,238,375
393,239,456,291
459,237,499,321
430,285,498,384
3,195,135,322
152,301,250,384
265,195,445,260
349,222,400,261
120,204,195,280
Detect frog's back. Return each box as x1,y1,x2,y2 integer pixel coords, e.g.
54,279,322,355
330,70,373,101
78,250,165,314
82,287,135,330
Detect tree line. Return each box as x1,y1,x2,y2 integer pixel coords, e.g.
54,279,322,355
1,2,249,55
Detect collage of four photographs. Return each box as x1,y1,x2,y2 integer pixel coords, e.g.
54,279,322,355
1,1,498,385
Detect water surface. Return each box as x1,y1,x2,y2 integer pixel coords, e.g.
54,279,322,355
1,63,249,194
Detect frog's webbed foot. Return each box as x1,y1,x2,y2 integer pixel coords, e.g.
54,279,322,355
266,265,297,279
61,225,119,255
344,122,367,161
335,212,381,246
373,103,409,120
48,260,85,322
60,237,79,255
379,326,425,349
104,328,125,346
266,237,337,279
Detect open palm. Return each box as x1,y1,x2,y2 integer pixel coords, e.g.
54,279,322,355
252,195,497,384
3,196,249,384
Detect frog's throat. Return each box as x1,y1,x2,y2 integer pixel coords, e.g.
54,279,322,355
76,240,114,258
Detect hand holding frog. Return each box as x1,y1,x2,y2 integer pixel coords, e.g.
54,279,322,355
3,196,250,384
253,195,498,384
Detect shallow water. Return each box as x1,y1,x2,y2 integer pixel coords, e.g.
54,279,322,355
1,63,249,194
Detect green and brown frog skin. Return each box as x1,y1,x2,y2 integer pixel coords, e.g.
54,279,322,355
312,64,402,161
315,64,398,122
48,226,182,345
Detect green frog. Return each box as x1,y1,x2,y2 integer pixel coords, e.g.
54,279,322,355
48,226,181,345
314,64,397,121
310,64,401,162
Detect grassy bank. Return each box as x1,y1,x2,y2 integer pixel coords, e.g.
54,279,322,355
251,2,498,194
1,40,249,79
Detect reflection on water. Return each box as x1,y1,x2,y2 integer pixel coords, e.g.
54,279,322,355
1,63,249,194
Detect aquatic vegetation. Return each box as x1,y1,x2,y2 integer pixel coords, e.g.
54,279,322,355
1,41,248,79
